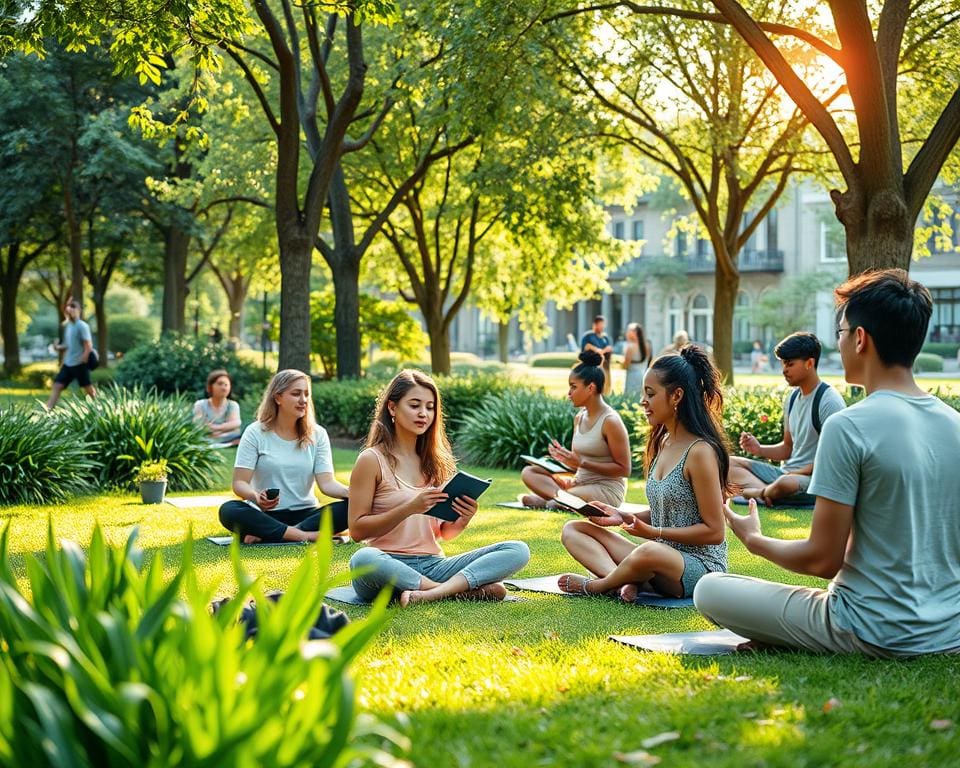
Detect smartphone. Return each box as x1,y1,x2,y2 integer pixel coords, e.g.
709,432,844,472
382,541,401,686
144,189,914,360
265,488,280,500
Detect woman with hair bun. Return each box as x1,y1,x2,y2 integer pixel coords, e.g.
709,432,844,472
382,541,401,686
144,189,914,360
521,350,632,508
558,345,729,600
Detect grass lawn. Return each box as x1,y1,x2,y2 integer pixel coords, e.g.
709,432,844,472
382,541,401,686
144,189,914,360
3,446,959,766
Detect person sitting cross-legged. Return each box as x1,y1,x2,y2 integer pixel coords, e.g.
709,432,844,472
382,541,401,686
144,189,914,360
695,269,960,657
729,332,845,506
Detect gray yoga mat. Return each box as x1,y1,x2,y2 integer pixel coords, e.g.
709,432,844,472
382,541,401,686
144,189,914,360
206,535,351,546
609,629,749,655
495,501,536,509
503,575,694,608
325,585,523,606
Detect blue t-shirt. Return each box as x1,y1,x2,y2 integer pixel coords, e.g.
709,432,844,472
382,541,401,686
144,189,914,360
809,390,960,654
580,332,610,353
63,319,92,366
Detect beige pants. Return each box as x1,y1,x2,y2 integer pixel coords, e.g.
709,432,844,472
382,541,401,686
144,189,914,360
693,573,904,658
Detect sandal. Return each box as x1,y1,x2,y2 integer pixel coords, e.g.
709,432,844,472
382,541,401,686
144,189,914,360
557,573,595,595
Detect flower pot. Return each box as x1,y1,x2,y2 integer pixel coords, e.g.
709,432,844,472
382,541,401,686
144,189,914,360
140,479,168,505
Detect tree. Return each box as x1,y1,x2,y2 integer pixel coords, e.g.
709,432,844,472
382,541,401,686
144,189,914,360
548,1,828,381
706,0,960,273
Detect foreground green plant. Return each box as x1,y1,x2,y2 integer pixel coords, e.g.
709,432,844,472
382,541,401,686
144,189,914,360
0,407,98,505
0,523,407,767
53,387,222,491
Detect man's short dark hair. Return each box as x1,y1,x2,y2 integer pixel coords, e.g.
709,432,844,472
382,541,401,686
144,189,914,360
775,332,821,367
834,269,932,368
593,315,605,324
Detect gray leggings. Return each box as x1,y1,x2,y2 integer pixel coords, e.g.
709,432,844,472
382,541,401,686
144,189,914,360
350,540,530,603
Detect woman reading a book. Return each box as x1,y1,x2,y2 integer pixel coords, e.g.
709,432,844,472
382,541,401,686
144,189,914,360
348,370,530,607
218,369,349,543
520,350,632,509
558,346,728,600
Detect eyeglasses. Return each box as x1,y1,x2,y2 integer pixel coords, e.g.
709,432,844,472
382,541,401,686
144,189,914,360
836,325,851,339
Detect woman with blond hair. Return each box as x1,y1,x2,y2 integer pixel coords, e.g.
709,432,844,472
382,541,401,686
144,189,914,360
348,369,529,606
218,369,348,543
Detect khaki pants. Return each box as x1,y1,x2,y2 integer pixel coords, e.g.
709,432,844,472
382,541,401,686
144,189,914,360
693,573,903,658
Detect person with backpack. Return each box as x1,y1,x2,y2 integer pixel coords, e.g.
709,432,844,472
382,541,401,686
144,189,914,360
729,332,844,506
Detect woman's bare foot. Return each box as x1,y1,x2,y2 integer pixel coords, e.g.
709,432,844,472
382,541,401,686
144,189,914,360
557,573,596,595
458,582,507,601
618,583,640,603
242,534,262,544
398,590,426,608
520,494,547,508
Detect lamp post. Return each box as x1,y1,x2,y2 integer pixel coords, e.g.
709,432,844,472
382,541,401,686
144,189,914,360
193,286,200,338
261,291,269,369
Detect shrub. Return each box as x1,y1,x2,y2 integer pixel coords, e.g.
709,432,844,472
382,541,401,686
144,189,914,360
14,361,59,389
312,379,383,438
0,523,406,767
107,313,159,355
529,352,578,369
114,333,269,401
456,389,574,468
0,407,97,505
921,342,960,359
913,352,944,373
53,386,223,491
437,373,528,436
722,386,786,453
134,458,169,482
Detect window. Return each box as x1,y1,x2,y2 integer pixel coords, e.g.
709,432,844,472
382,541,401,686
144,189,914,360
930,287,960,342
613,220,625,240
690,293,712,343
734,291,751,342
820,220,846,262
667,295,682,339
632,219,644,241
675,231,688,257
696,238,712,258
766,209,778,253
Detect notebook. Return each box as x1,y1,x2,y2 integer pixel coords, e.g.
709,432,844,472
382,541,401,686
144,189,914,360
426,470,492,522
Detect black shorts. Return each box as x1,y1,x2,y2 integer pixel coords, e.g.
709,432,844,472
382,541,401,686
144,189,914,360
54,363,92,388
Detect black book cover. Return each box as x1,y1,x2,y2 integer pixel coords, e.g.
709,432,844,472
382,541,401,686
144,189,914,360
426,470,492,522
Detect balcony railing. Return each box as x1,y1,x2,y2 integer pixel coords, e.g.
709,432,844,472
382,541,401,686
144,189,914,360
683,248,784,273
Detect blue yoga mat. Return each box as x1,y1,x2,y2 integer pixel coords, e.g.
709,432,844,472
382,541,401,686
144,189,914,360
503,575,694,608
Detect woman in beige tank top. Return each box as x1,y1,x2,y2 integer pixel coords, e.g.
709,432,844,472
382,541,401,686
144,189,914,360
348,370,529,607
521,350,631,508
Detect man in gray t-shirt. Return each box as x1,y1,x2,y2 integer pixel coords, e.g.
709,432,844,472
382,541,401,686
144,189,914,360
696,269,960,657
46,298,96,409
730,332,844,506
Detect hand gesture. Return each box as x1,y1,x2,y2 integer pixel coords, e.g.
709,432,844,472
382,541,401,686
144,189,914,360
723,497,762,544
450,495,478,524
548,439,581,470
409,487,449,516
555,474,574,490
739,432,761,455
621,517,649,538
256,490,280,510
589,501,624,527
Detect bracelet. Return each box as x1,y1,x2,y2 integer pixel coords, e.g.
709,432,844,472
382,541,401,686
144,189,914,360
656,526,663,541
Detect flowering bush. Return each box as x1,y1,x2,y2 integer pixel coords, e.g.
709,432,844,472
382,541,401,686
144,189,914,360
722,386,787,453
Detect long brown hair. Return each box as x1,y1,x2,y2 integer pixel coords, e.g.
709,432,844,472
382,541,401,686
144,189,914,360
643,346,732,495
366,369,455,485
256,369,316,449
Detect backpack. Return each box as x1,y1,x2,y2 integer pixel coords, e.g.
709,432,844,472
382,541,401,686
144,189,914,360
786,381,829,435
87,348,100,371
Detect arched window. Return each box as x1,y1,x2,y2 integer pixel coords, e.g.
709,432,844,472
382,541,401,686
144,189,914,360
690,293,712,343
734,291,751,342
667,295,682,340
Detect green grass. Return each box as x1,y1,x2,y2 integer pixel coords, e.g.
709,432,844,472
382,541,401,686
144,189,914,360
2,450,959,766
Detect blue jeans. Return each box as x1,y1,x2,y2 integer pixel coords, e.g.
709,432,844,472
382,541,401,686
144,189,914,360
350,540,530,603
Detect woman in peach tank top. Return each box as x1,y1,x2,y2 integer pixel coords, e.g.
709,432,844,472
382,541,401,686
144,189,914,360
348,370,529,607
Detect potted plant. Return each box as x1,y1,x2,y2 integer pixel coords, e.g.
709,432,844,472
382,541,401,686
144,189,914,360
135,459,170,504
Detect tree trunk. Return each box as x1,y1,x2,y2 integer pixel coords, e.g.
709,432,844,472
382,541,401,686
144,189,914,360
832,186,913,275
326,165,362,379
161,225,191,333
425,307,452,375
277,232,313,374
92,287,108,367
227,283,246,340
712,266,740,385
1,275,20,378
63,178,84,306
497,321,509,363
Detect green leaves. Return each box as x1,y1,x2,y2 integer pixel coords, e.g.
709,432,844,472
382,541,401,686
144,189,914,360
0,521,405,767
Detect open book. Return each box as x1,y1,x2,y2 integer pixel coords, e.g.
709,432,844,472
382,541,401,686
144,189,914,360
553,489,606,517
520,454,573,474
426,470,493,522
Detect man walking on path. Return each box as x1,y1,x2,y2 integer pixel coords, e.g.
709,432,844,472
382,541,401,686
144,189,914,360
46,298,96,409
695,269,960,657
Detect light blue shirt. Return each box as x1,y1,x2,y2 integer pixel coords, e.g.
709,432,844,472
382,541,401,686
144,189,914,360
235,422,335,509
782,383,845,472
809,391,960,654
63,318,92,366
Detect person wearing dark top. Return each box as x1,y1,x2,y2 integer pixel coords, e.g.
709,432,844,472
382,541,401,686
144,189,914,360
580,315,613,395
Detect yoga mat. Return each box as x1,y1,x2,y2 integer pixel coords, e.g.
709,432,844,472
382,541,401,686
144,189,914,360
325,585,523,606
496,501,536,509
730,495,815,509
609,629,749,655
206,535,351,546
503,575,694,608
167,494,234,509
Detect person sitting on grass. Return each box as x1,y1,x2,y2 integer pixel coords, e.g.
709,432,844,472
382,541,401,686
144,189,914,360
218,369,348,544
558,345,728,600
729,332,845,507
696,269,960,657
520,350,631,509
348,370,529,607
193,369,242,445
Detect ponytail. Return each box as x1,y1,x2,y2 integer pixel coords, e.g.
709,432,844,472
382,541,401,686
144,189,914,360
643,345,731,493
572,349,605,393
